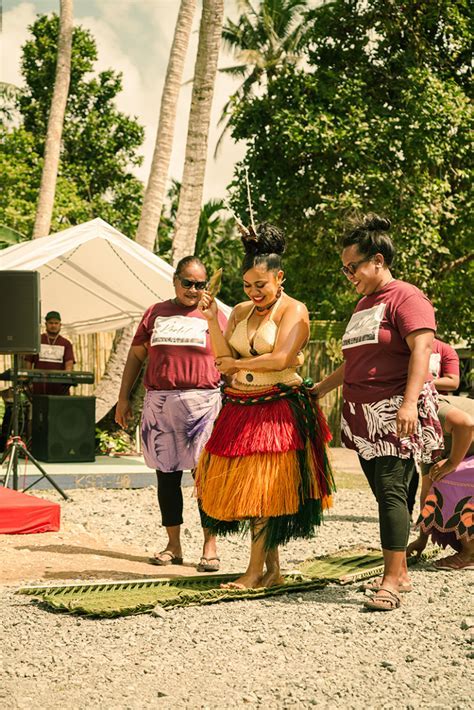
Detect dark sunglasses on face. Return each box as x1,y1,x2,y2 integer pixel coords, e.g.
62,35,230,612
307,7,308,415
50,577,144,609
340,257,372,278
178,277,208,290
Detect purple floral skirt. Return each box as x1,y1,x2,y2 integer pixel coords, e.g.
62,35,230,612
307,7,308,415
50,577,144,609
417,456,474,552
341,382,444,464
141,388,222,472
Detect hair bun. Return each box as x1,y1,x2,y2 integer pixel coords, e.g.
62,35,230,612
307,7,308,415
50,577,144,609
363,214,391,232
243,222,285,256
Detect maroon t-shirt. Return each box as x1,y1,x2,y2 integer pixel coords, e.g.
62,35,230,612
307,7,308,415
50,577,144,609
342,280,436,403
429,339,459,377
25,333,75,395
132,300,228,391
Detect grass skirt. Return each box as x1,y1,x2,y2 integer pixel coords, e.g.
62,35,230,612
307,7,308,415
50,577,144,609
195,383,335,549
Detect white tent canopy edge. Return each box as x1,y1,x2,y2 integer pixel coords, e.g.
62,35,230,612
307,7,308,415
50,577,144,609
0,218,231,335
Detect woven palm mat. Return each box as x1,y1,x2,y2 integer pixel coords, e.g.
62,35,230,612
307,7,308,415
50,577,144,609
18,547,438,618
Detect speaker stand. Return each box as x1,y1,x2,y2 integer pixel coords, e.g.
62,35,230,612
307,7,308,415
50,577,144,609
0,355,68,501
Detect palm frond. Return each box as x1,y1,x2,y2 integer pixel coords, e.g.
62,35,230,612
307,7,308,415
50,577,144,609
218,64,249,77
0,224,27,248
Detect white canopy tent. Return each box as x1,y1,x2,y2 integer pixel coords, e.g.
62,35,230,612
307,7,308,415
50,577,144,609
0,218,230,334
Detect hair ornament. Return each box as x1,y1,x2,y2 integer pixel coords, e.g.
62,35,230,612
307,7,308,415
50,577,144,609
236,220,257,242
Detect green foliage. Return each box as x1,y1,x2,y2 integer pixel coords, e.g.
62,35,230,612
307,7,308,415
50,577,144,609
157,181,244,306
0,224,27,249
95,427,134,456
228,0,473,341
217,0,309,154
0,14,144,239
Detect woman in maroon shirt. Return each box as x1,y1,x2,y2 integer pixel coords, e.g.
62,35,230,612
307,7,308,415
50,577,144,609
314,214,443,611
116,256,226,571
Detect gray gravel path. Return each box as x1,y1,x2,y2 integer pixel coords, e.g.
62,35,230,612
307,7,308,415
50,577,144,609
1,484,472,709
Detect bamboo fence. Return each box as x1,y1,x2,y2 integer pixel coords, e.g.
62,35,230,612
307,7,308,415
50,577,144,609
0,323,345,441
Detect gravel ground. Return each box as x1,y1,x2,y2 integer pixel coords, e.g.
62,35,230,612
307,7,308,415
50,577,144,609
1,479,473,709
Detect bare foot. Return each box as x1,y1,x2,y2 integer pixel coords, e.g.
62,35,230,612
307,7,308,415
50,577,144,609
220,573,262,589
258,570,285,588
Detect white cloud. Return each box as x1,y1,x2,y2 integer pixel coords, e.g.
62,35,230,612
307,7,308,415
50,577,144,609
1,2,37,87
2,0,246,202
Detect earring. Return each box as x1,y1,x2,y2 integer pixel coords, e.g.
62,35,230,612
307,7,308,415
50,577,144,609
275,277,285,299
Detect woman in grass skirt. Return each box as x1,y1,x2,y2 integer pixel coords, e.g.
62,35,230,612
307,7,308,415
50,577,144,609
196,222,334,589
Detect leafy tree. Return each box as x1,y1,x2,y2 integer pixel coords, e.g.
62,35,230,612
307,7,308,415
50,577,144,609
0,14,144,239
228,0,473,340
159,181,243,305
216,0,309,154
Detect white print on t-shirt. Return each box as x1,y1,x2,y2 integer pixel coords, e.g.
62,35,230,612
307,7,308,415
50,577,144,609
342,303,387,350
39,343,65,363
150,316,208,348
429,353,441,378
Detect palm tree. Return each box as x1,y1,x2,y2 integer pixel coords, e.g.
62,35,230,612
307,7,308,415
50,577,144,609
215,0,309,155
135,0,197,252
171,0,225,266
32,0,73,239
94,1,197,420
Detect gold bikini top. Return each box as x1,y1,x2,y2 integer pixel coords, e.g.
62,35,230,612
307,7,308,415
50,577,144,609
229,298,282,357
228,299,303,389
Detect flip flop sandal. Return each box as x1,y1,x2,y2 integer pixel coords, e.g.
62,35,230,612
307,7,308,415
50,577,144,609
150,550,184,566
362,577,413,593
196,556,220,572
364,588,401,612
433,554,474,571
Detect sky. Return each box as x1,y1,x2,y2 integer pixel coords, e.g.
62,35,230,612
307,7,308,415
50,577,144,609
2,0,247,201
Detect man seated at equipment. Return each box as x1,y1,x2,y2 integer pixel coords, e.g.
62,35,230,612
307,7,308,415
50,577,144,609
24,311,75,395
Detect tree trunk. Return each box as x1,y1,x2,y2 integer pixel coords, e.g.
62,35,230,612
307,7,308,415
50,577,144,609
93,3,196,415
32,0,73,239
135,0,196,252
93,325,135,422
171,0,224,266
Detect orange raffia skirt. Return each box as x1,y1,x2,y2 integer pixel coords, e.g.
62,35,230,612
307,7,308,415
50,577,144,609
195,383,335,549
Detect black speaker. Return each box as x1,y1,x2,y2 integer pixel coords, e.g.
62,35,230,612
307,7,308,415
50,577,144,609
32,396,96,462
0,270,41,353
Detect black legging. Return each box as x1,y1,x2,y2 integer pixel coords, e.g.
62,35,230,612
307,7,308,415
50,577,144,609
156,470,206,528
407,469,419,516
358,455,416,551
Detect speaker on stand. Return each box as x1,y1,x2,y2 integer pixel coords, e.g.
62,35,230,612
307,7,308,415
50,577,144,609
0,270,68,498
0,270,41,353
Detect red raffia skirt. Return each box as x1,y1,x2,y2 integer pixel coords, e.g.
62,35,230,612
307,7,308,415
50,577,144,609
195,384,335,549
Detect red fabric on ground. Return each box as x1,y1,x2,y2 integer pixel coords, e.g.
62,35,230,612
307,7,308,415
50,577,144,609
0,488,60,534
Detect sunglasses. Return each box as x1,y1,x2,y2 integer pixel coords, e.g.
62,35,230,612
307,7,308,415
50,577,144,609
340,257,372,278
177,277,208,290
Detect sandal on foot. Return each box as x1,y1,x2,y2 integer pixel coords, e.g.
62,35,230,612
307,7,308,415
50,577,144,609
150,550,183,566
364,587,401,612
433,553,474,571
196,556,220,572
362,577,412,593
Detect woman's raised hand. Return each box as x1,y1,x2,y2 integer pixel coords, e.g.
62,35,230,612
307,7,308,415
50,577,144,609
198,290,218,321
